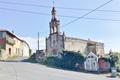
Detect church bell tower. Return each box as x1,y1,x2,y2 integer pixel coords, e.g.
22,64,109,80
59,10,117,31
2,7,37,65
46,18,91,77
46,6,64,56
49,7,60,34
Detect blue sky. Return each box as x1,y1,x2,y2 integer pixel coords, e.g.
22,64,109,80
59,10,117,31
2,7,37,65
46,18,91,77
0,0,120,53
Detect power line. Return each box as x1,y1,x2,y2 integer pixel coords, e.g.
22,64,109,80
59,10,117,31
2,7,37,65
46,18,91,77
57,15,120,21
0,1,51,8
0,7,50,15
61,0,114,27
0,7,120,22
0,1,120,13
58,8,120,13
83,17,120,21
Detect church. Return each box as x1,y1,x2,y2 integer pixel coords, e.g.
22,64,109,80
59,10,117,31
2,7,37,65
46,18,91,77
46,7,104,57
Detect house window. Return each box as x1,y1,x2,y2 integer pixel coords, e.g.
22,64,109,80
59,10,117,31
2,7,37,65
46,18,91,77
18,48,20,54
9,48,11,55
95,58,97,61
88,56,90,58
16,48,17,54
22,50,23,56
0,50,2,57
0,32,3,38
91,56,94,58
93,62,95,66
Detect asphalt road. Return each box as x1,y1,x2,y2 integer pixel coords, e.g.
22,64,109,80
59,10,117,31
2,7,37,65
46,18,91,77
0,61,119,80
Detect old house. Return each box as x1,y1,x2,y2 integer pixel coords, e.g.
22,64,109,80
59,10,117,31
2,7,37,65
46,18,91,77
46,7,104,57
0,29,30,60
84,52,99,71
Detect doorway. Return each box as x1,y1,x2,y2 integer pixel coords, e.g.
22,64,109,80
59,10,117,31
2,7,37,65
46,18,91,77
9,48,11,55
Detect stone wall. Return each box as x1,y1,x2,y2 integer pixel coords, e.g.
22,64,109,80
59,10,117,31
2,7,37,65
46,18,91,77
46,33,64,56
96,43,104,56
46,35,104,57
64,37,104,56
64,37,88,55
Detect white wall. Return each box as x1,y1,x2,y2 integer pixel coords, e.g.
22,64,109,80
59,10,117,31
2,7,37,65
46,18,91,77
84,52,98,71
22,42,30,57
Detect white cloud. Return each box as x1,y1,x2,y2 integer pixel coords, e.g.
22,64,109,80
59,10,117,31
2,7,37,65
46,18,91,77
20,37,45,53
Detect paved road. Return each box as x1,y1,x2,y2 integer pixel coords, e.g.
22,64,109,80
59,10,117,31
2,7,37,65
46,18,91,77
0,61,119,80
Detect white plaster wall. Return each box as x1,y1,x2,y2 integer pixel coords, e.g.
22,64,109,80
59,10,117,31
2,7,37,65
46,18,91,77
13,38,23,56
22,42,30,57
84,53,98,71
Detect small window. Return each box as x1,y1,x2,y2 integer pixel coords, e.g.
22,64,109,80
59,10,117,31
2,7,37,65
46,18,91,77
53,40,55,44
95,58,97,61
88,56,90,58
91,56,94,58
0,32,3,38
9,48,11,55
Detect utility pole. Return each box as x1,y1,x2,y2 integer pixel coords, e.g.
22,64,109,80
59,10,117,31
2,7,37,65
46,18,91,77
38,32,39,50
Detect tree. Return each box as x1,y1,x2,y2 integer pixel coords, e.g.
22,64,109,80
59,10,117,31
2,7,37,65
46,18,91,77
61,51,85,69
109,52,119,68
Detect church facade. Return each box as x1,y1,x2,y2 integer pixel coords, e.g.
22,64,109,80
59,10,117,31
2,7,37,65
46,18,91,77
46,7,104,57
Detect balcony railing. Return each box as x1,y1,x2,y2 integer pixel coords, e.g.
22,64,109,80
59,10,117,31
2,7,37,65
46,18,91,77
6,37,15,45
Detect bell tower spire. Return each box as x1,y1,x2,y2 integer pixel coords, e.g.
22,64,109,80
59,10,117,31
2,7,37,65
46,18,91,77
51,7,56,19
49,6,60,35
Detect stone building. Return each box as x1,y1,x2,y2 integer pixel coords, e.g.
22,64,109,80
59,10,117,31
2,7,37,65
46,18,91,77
46,7,104,57
0,29,31,60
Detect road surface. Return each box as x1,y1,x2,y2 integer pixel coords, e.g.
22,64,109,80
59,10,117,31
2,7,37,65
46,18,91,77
0,61,119,80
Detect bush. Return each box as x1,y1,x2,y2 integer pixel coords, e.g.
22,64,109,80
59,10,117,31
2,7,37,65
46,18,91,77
44,51,85,70
61,51,85,69
106,52,120,72
116,64,120,72
23,53,37,63
44,56,61,67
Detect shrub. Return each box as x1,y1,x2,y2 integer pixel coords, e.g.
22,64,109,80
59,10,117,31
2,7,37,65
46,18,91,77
44,51,85,70
44,56,61,67
107,52,120,72
61,51,85,69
